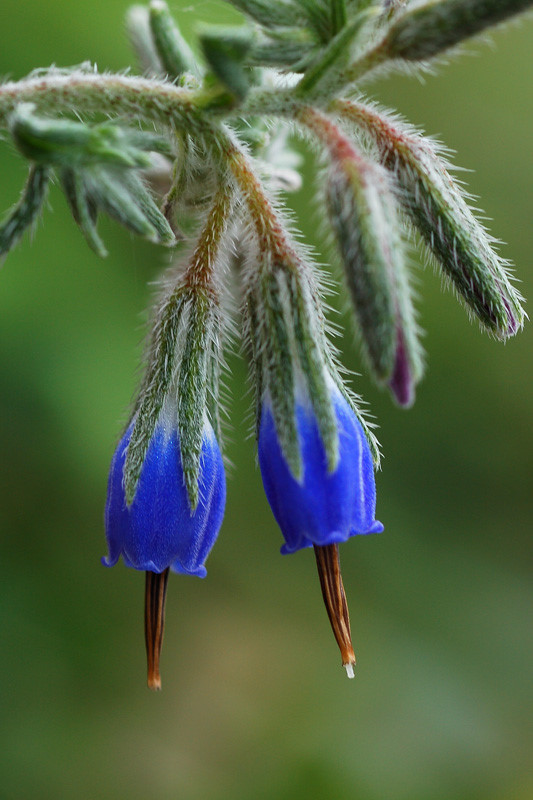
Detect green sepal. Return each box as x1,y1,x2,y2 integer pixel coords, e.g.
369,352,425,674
0,165,50,258
249,260,341,480
258,268,302,480
176,295,220,510
126,5,164,76
124,287,189,506
324,350,381,468
83,165,174,245
295,19,361,95
199,26,253,101
10,103,171,170
124,287,221,511
248,29,317,69
330,0,347,35
60,168,107,258
289,270,339,473
292,0,333,42
121,171,175,246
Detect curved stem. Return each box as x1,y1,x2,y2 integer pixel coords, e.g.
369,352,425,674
216,125,297,263
183,181,234,290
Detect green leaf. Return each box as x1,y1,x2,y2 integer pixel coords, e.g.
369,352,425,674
200,26,253,101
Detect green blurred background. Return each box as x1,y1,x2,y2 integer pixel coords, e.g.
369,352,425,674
1,3,532,799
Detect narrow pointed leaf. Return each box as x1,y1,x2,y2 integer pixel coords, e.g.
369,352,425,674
60,168,107,257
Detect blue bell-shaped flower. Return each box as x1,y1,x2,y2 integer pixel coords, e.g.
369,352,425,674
103,412,225,690
103,416,226,577
258,387,383,555
258,384,382,676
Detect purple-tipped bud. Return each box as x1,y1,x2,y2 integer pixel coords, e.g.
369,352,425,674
326,136,423,406
339,101,525,341
388,327,415,408
103,415,226,576
258,386,383,555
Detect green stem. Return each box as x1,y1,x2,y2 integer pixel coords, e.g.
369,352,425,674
216,125,296,263
0,72,204,131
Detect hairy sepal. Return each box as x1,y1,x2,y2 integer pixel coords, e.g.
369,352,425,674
244,254,340,480
124,287,222,511
227,0,304,30
200,26,254,102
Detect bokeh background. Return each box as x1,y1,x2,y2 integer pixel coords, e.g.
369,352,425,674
1,2,532,799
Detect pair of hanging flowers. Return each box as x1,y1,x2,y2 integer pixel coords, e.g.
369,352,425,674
1,0,530,688
102,158,383,687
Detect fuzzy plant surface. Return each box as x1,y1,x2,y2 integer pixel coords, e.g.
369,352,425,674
0,0,530,688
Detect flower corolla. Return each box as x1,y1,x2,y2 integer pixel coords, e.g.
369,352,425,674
258,387,383,554
103,415,225,576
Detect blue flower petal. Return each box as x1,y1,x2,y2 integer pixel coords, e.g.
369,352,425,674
103,421,225,575
258,390,383,554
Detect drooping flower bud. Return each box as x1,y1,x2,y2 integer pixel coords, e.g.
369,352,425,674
9,103,175,255
326,139,423,406
337,100,525,339
297,106,422,406
385,0,533,63
148,0,199,79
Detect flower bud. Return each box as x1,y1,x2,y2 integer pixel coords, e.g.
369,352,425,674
337,100,525,340
199,26,254,101
10,103,170,170
149,0,198,79
326,140,423,406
